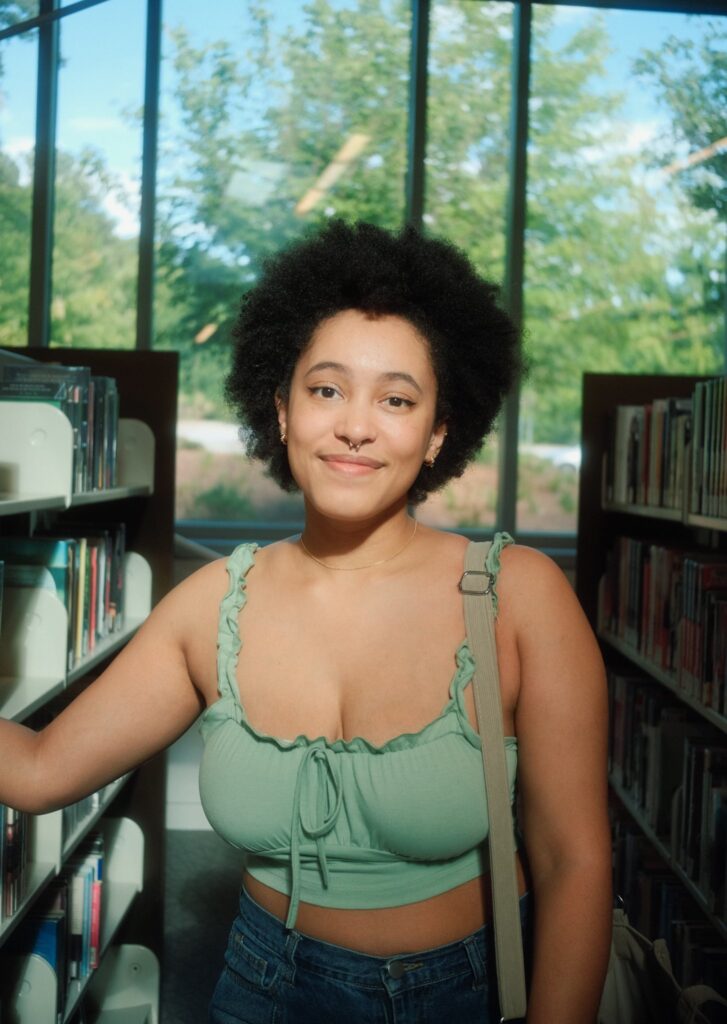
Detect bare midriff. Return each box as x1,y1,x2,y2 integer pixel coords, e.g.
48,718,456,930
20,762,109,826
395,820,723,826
242,851,529,956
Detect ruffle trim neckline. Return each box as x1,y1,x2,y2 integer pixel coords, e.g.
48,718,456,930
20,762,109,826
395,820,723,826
203,536,518,755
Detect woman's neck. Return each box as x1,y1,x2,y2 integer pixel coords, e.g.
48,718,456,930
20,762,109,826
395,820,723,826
299,505,418,571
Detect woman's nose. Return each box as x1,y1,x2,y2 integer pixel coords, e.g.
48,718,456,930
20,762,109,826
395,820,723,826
334,396,376,449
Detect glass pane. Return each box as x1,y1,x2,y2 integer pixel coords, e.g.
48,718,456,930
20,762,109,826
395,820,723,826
520,6,726,534
417,0,513,530
0,28,36,348
0,4,39,29
158,0,411,523
50,0,145,349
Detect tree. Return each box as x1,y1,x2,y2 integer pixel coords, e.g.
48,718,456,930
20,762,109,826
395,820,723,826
155,1,724,443
633,21,726,219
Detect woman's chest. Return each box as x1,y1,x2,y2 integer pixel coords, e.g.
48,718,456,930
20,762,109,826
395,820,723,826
232,579,519,746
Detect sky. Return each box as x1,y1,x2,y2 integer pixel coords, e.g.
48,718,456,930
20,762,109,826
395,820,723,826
0,0,722,236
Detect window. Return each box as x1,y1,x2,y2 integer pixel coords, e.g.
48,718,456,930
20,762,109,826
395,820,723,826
51,0,145,349
1,0,724,544
520,5,725,533
418,0,513,531
157,0,410,523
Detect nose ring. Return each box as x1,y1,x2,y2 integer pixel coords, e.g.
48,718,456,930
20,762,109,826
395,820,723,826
348,440,362,453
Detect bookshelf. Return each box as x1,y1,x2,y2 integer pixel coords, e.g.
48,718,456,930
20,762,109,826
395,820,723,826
0,349,177,1023
576,371,727,983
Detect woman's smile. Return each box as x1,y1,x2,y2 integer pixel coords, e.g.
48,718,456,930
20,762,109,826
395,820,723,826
319,453,384,475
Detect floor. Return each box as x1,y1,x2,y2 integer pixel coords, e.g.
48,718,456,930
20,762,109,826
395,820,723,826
161,830,244,1024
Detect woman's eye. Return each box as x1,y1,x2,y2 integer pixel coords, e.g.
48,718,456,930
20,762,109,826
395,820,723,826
384,396,415,409
309,385,340,399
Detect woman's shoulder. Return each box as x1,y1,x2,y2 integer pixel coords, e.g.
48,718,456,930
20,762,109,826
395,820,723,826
497,541,591,640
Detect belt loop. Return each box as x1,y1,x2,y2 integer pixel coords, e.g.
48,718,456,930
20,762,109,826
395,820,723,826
283,928,300,983
463,930,486,989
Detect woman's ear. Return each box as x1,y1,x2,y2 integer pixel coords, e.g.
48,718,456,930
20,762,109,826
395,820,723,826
274,390,287,440
426,421,448,464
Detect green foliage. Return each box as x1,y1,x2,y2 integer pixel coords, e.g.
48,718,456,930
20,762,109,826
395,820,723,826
0,150,31,346
153,1,724,436
633,21,726,219
50,150,137,349
0,0,723,461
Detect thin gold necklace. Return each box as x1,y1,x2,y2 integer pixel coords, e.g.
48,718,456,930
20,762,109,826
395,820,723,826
299,520,418,571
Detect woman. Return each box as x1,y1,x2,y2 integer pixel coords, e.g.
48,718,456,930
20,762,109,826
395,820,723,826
0,221,612,1023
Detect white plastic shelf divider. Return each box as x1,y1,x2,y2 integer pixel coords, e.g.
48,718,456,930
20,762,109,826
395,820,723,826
115,420,155,492
1,553,151,720
0,493,66,516
62,817,145,1023
0,818,145,1024
0,407,154,512
0,402,73,508
0,953,57,1023
0,586,67,722
88,945,159,1024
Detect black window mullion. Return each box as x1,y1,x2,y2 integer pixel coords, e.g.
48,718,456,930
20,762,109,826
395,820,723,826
405,0,430,231
136,0,162,351
496,0,532,534
27,0,60,348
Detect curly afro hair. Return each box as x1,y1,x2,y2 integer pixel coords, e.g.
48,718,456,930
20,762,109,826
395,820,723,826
225,219,524,504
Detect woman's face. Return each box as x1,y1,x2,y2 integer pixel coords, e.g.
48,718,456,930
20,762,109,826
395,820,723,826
277,308,446,525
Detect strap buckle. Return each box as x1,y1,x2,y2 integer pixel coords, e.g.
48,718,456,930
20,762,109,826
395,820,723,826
458,569,495,596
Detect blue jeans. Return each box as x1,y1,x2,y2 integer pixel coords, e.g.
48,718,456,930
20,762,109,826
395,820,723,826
209,884,532,1023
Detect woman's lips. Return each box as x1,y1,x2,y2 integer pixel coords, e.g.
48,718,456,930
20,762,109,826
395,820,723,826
319,453,383,473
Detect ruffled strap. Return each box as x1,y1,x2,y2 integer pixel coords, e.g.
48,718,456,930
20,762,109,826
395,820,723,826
484,531,514,617
216,543,258,704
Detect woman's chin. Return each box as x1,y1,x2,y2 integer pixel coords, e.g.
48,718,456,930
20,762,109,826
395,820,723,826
302,489,407,526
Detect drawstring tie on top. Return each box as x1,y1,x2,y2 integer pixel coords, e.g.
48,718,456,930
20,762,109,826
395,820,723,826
287,743,343,929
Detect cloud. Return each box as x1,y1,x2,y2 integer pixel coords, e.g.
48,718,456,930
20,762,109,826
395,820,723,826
102,172,141,239
67,115,122,134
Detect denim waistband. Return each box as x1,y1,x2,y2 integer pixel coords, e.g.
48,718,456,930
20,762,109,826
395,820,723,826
238,883,532,987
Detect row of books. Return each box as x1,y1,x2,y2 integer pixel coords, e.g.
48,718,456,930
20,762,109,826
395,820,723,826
598,536,727,715
604,395,691,508
1,806,29,923
603,376,727,516
691,377,727,519
5,831,105,1020
0,348,119,495
62,794,103,851
608,670,726,920
0,525,126,672
612,820,726,990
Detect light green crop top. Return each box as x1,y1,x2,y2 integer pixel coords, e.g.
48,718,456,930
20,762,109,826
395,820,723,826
199,532,518,930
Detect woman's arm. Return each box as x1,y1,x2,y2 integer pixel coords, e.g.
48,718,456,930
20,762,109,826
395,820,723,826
501,546,612,1024
0,562,222,814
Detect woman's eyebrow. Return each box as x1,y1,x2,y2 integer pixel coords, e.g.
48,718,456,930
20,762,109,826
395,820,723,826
304,362,423,395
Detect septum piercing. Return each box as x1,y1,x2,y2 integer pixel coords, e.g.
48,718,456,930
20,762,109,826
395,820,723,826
348,440,362,453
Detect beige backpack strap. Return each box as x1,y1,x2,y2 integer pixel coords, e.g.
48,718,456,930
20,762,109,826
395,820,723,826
461,539,526,1021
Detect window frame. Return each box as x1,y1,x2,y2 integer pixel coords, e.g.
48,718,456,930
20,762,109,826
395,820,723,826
2,0,725,561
